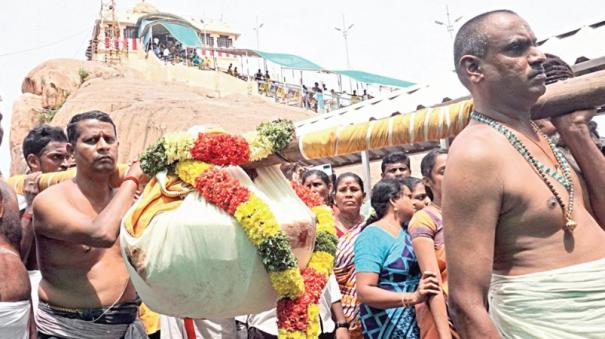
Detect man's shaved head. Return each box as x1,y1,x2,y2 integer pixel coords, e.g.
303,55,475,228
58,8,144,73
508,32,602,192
453,9,517,85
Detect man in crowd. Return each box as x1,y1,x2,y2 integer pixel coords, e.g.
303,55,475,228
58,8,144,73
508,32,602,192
19,125,70,312
33,111,148,338
255,69,263,81
381,151,411,179
443,10,605,338
0,179,32,338
0,108,33,338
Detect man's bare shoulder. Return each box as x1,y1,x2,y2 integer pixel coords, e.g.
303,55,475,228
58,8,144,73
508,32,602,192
35,180,74,200
449,122,506,167
33,180,78,218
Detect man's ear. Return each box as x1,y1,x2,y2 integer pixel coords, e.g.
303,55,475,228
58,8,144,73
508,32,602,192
26,154,40,172
459,55,483,84
66,143,74,154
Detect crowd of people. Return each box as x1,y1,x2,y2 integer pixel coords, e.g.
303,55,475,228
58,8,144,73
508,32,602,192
1,9,605,339
286,150,453,339
301,83,373,113
256,75,374,114
148,37,213,70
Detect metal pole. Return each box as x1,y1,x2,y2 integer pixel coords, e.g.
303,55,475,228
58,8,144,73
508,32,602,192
336,14,354,92
254,16,264,50
299,70,304,107
245,50,250,78
360,151,372,195
256,22,260,49
342,15,351,69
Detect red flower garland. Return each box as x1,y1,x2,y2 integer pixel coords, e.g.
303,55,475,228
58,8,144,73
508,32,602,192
195,168,250,214
291,181,325,208
276,182,332,335
190,133,250,166
276,268,328,331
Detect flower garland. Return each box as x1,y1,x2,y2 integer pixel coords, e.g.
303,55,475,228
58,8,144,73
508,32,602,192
276,182,338,338
140,119,295,176
140,122,333,338
169,163,335,338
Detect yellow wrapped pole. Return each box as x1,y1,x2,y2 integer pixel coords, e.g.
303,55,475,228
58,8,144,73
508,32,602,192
7,164,129,195
247,69,605,168
299,100,473,160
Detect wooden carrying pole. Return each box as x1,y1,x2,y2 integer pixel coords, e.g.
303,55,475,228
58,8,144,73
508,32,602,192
246,69,605,169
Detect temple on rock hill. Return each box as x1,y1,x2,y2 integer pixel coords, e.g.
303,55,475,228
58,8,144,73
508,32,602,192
86,0,240,70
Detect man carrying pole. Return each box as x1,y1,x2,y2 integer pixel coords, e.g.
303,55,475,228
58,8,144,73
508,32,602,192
443,10,605,338
33,111,148,339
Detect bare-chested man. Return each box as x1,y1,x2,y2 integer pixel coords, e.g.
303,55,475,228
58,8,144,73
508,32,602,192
0,181,32,338
0,110,32,338
443,10,605,338
20,125,70,313
33,111,148,339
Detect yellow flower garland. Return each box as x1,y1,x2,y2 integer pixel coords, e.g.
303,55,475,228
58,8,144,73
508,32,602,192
175,160,210,186
269,269,306,298
306,304,321,338
307,252,334,277
311,206,337,235
234,194,282,246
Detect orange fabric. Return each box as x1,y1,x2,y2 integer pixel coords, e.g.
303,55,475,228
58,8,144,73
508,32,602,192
139,303,160,335
408,210,448,293
409,209,458,339
123,176,191,237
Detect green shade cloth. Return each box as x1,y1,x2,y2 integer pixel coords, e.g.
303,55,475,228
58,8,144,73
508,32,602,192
332,70,415,88
159,22,202,47
254,51,323,71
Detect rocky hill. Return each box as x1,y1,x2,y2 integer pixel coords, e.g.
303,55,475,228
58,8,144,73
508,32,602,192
10,59,312,175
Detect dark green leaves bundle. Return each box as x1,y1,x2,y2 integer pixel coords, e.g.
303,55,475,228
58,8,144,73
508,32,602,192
256,119,295,153
140,139,168,177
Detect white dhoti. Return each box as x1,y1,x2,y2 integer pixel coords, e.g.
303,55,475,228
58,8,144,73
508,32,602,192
28,270,41,312
489,257,605,339
0,300,30,339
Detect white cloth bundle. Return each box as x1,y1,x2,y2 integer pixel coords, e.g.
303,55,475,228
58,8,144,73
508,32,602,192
120,165,315,318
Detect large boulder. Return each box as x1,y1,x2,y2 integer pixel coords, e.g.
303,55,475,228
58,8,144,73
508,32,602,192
9,93,45,174
21,59,141,108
